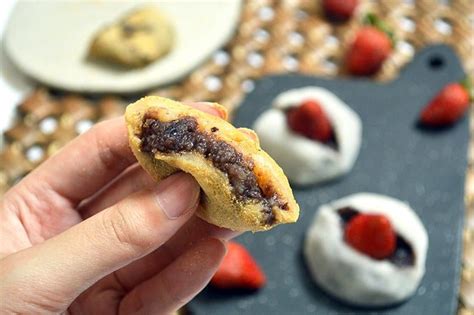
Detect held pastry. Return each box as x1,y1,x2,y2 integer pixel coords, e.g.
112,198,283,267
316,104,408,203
88,6,174,68
125,96,299,232
304,193,428,306
253,87,362,185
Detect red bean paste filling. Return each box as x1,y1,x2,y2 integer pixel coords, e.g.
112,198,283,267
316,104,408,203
140,116,288,225
337,207,415,267
324,134,338,151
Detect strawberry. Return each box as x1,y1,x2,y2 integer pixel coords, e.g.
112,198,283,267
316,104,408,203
420,80,471,127
211,242,266,290
323,0,358,21
287,99,333,142
346,14,393,76
344,213,396,260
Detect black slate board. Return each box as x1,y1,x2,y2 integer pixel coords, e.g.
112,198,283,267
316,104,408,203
189,45,468,315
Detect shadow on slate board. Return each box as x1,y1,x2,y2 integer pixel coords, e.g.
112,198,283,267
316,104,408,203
189,45,467,315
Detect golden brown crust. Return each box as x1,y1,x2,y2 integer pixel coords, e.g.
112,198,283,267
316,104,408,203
88,7,174,68
125,96,299,232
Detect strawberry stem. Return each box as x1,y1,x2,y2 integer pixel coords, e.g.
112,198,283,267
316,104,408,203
364,13,395,46
460,76,474,102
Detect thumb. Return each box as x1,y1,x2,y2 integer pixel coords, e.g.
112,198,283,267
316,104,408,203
0,172,200,312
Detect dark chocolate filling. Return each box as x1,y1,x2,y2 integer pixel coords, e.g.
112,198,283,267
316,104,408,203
140,116,288,225
337,207,416,267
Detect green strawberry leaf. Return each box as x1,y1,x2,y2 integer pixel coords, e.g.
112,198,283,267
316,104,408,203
364,13,396,47
460,76,474,101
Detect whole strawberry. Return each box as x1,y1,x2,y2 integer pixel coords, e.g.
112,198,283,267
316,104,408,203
420,80,472,127
323,0,358,21
346,14,393,76
287,99,333,142
211,242,266,290
344,213,396,260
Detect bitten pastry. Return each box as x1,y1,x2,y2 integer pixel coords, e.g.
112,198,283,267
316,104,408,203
304,193,428,307
88,6,173,68
253,87,362,185
125,96,299,232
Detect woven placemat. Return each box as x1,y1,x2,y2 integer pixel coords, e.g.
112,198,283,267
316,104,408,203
1,0,473,313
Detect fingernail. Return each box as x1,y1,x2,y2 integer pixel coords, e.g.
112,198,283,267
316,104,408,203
185,101,229,120
207,103,229,120
238,127,259,143
155,173,200,219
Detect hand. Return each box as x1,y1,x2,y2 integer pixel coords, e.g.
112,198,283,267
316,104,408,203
0,102,237,314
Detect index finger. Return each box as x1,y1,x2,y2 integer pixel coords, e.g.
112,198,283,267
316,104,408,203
17,102,226,205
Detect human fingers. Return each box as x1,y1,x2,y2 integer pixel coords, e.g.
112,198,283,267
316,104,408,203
0,173,199,313
78,164,155,219
113,215,241,290
119,238,226,315
183,101,228,120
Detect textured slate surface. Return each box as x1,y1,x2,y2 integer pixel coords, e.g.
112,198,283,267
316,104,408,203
189,45,467,315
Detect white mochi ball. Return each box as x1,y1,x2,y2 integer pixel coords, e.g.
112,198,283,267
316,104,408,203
304,193,428,306
253,87,362,185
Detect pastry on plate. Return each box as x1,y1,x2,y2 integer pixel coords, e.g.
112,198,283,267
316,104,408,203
88,6,173,68
253,87,362,185
125,96,299,232
304,193,428,306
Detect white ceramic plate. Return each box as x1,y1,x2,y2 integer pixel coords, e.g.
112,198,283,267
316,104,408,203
4,0,241,93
